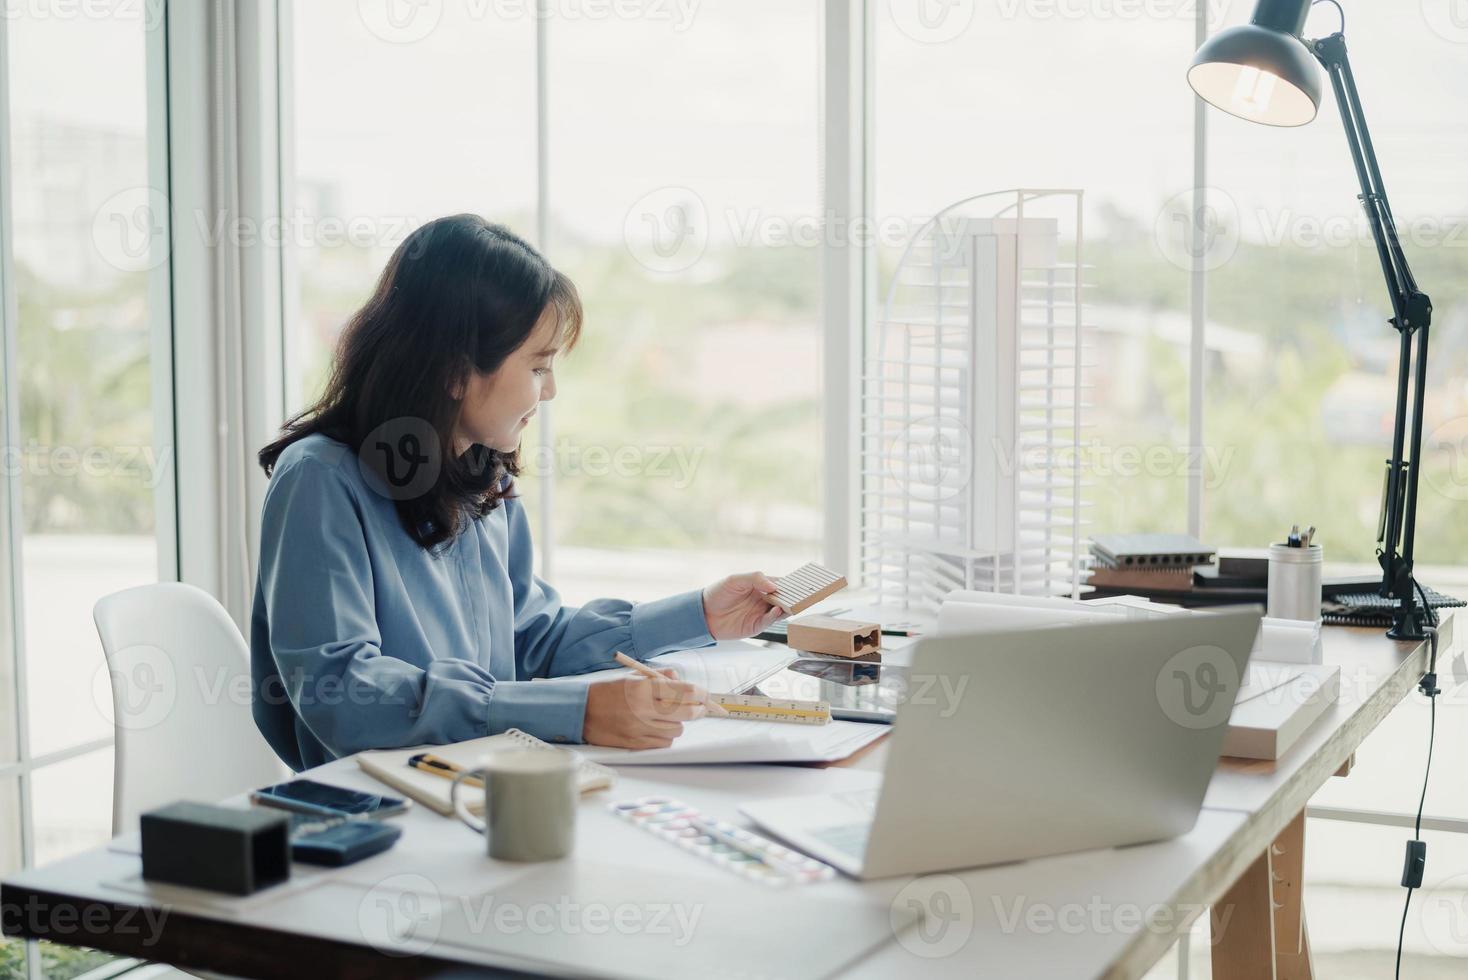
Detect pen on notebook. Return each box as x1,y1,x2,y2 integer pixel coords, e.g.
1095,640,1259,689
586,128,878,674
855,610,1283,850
407,752,482,787
612,652,729,717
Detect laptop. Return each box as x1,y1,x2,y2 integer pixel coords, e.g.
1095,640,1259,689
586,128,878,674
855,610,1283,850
740,608,1261,879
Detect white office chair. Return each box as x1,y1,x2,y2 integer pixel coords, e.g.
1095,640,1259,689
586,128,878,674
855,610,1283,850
93,582,288,837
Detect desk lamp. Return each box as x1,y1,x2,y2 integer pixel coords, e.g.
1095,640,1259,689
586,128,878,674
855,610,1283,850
1187,0,1434,640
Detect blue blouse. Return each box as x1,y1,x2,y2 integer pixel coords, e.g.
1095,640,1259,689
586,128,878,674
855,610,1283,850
249,434,714,771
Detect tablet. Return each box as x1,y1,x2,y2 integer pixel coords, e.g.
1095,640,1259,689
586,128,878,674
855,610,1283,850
740,657,905,724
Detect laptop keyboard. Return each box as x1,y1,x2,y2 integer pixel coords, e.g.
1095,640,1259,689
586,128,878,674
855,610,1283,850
812,822,871,858
835,789,879,814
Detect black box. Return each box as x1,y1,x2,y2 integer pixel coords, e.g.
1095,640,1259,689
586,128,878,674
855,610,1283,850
140,802,290,896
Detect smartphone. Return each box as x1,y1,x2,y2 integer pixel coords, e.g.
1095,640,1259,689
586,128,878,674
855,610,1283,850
741,657,907,724
250,779,410,819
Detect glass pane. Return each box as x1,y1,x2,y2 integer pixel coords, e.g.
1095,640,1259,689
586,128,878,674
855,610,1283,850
0,776,19,876
545,0,822,601
1204,5,1468,584
0,422,14,768
39,942,113,980
0,939,23,980
21,761,117,978
0,782,21,980
290,1,537,409
7,5,162,757
874,5,1195,548
30,749,112,869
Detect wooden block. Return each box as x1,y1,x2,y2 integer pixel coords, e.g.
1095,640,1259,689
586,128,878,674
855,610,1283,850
770,563,847,615
786,616,881,658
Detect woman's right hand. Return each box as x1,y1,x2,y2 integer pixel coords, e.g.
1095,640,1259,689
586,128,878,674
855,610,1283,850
582,669,710,749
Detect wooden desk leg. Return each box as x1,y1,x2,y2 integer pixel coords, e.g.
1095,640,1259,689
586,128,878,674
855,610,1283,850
1272,811,1314,980
1211,845,1277,980
1211,810,1315,980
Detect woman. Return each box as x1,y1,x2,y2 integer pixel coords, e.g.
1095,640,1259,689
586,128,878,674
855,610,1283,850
250,214,785,771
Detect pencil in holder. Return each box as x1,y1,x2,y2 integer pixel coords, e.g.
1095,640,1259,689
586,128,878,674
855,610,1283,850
1267,542,1323,622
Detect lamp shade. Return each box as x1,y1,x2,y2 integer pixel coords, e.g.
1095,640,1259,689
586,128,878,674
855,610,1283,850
1188,19,1322,127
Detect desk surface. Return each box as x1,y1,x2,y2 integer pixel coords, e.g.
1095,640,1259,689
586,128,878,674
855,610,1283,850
2,619,1453,980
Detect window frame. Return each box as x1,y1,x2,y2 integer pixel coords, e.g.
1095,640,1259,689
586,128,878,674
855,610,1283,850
0,4,180,976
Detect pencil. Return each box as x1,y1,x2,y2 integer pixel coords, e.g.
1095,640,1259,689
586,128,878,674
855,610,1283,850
612,652,729,716
407,752,482,787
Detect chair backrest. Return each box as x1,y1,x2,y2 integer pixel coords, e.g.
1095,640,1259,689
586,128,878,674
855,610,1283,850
93,582,288,835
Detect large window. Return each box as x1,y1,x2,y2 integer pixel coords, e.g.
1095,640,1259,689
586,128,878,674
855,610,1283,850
289,0,822,604
874,3,1197,541
1,6,171,978
540,0,821,600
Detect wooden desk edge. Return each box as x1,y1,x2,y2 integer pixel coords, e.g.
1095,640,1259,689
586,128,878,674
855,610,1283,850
0,880,545,979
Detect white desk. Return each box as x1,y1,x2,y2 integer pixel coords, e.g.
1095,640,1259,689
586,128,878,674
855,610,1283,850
1,618,1453,979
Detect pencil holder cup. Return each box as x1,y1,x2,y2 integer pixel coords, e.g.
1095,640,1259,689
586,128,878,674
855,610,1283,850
1267,543,1323,622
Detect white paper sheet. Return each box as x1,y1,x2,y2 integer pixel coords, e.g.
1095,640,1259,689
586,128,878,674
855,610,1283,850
576,717,887,766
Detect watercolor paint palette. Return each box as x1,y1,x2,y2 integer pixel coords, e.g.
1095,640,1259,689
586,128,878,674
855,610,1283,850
609,796,837,887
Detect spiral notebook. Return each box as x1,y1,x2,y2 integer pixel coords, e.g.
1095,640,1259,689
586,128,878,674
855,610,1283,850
357,729,614,816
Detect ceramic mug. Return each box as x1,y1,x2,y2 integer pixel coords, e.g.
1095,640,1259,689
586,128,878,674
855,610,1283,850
449,748,578,861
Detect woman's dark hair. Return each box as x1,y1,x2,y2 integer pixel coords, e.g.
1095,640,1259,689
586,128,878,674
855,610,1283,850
259,214,581,549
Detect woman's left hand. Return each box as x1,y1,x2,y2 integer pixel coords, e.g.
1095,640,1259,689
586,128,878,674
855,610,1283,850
701,572,785,640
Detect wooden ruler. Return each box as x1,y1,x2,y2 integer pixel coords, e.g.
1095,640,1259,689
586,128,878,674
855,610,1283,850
708,693,832,725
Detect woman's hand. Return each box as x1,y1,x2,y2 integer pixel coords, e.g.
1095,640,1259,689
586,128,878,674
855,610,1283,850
582,669,711,749
701,572,785,640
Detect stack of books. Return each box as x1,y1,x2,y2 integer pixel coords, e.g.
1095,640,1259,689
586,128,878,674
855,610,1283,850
1088,533,1215,594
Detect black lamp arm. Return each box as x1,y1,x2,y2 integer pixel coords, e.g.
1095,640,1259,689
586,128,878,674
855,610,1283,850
1308,30,1434,639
